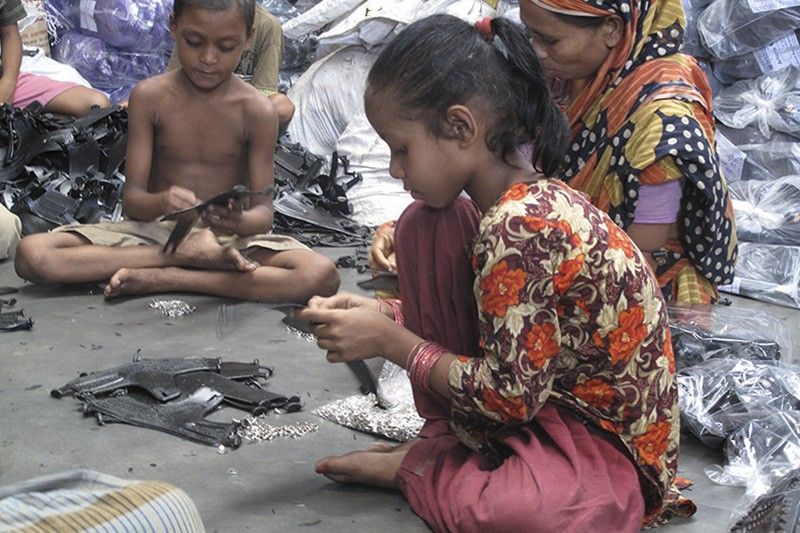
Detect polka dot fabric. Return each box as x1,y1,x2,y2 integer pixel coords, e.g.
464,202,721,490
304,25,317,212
532,0,738,303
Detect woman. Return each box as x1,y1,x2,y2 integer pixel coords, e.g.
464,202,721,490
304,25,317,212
372,0,737,304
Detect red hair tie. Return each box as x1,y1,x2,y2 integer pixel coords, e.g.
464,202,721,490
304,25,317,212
475,17,494,42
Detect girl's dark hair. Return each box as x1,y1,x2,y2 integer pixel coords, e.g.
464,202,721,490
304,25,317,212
366,14,569,176
173,0,256,31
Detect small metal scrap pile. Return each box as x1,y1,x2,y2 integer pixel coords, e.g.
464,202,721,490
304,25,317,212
236,415,318,443
0,103,128,235
314,393,424,443
0,289,32,332
149,299,196,318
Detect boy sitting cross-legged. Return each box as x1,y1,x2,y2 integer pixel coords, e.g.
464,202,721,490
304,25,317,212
14,0,339,303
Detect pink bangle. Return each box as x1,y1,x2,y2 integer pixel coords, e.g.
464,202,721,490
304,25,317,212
406,341,446,392
383,299,404,326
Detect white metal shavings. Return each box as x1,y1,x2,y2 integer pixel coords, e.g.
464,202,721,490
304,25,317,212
236,415,318,443
149,299,196,317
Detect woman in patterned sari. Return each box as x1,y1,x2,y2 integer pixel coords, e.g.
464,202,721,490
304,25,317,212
519,0,737,303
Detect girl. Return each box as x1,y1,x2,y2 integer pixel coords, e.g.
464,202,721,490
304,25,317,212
299,14,694,531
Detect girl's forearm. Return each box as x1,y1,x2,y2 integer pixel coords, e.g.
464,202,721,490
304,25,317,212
380,322,457,399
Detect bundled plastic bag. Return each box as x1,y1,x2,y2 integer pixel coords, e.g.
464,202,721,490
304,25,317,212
714,66,800,139
678,359,800,448
697,0,800,60
730,176,800,245
713,30,800,84
257,0,316,71
286,46,377,156
716,129,800,183
668,304,791,371
719,242,800,308
46,0,174,52
52,31,169,103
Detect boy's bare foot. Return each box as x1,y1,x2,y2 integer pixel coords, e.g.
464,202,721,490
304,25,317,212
314,439,417,489
173,229,257,272
104,267,179,298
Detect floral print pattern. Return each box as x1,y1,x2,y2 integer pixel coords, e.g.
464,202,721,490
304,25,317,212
446,179,688,525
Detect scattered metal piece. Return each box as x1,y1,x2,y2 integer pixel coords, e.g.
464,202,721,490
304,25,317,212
149,299,196,318
314,393,423,442
236,415,318,443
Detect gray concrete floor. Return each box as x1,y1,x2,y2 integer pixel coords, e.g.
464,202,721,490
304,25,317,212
0,247,797,532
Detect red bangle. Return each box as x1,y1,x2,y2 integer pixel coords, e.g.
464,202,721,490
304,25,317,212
406,341,446,392
384,298,404,326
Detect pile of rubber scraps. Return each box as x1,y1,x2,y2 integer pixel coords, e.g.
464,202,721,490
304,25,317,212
0,103,127,236
52,355,301,448
0,287,32,332
273,142,372,247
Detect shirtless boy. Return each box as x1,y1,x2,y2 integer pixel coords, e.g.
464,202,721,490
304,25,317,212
14,0,339,303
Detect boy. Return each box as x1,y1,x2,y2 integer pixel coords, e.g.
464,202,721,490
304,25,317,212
14,0,339,303
166,3,295,127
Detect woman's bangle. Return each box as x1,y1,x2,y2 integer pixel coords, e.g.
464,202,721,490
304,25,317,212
382,298,404,326
406,341,447,392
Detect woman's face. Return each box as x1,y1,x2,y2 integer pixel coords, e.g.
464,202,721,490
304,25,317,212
519,1,621,83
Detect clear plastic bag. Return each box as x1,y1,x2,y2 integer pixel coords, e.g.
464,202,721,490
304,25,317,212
52,30,169,101
719,242,800,309
730,176,800,246
45,0,173,52
376,360,413,409
697,0,800,60
668,304,791,371
714,66,800,139
713,30,800,84
678,359,800,448
681,0,710,58
717,126,800,185
706,410,800,492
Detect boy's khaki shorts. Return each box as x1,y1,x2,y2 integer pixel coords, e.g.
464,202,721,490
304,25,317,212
53,220,309,253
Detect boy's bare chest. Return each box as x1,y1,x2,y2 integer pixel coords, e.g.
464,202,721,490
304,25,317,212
155,106,246,162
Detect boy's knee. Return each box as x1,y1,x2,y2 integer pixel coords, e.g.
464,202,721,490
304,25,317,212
303,254,339,298
89,91,112,109
14,236,47,282
14,233,59,283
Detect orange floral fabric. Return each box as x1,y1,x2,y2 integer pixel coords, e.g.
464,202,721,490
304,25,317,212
447,179,687,524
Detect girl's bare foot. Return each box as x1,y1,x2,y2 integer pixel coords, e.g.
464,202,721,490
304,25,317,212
314,439,417,489
104,267,177,298
172,229,257,272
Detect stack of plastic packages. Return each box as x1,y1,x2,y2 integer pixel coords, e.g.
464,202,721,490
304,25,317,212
671,304,800,529
45,0,174,103
282,0,499,226
676,0,800,308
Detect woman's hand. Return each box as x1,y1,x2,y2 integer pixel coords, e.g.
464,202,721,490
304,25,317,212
370,222,397,273
297,306,397,363
202,198,244,234
160,185,198,215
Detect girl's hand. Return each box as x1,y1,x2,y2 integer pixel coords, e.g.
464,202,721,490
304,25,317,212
370,222,397,273
160,185,198,214
297,306,396,363
202,198,244,234
308,292,381,312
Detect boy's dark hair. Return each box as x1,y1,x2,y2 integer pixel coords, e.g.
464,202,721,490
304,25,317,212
173,0,256,31
366,14,569,177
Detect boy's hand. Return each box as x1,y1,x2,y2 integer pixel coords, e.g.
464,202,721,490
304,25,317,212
202,198,244,234
370,222,397,273
160,185,198,214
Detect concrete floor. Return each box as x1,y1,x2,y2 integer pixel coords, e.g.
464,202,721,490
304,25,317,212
1,246,798,532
